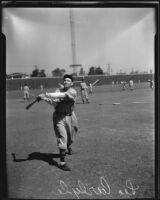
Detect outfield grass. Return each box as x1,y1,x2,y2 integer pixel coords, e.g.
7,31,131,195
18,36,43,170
6,82,155,199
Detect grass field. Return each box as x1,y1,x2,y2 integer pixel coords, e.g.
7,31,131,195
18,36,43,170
6,82,155,199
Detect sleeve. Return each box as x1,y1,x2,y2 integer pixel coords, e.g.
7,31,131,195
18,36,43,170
45,91,66,99
65,89,77,101
42,97,57,107
84,83,88,88
55,89,61,93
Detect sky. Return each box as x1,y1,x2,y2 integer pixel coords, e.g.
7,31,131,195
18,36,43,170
2,7,156,76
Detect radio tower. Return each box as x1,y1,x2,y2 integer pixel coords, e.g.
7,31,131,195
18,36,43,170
69,8,81,75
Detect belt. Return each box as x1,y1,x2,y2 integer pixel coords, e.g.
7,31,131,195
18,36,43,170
55,110,72,116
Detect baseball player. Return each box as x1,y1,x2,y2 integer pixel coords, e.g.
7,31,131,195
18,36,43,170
148,79,154,90
23,83,30,101
121,81,127,91
37,74,78,171
129,80,134,91
40,84,44,90
79,78,90,103
88,83,93,94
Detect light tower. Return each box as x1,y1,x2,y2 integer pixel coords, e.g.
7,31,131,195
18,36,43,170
69,8,81,75
107,64,111,75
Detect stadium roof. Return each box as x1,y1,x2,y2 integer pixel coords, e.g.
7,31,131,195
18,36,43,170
7,73,29,79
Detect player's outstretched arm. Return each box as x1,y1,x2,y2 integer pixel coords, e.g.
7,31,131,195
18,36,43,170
38,90,76,101
37,94,57,106
45,92,66,99
37,92,65,99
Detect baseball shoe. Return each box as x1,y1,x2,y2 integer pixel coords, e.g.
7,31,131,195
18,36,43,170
12,153,16,161
67,147,72,155
58,163,71,171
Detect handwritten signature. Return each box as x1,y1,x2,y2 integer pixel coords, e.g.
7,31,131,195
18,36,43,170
57,176,139,199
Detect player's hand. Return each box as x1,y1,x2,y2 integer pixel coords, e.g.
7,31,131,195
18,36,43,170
39,93,45,98
36,96,42,102
36,93,45,102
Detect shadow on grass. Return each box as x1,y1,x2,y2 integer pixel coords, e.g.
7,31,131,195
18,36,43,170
75,102,85,104
11,152,61,168
76,102,91,104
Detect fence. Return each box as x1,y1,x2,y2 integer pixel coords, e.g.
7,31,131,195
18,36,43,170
6,74,154,91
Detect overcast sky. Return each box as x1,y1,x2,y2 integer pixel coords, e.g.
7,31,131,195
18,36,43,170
2,7,156,76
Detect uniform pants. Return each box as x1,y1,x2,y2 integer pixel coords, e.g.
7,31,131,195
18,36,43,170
53,111,78,151
80,89,88,101
24,91,29,99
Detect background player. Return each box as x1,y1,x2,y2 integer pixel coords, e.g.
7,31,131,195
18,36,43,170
88,83,93,94
121,81,127,91
79,78,90,103
40,84,44,90
129,79,134,91
148,79,154,90
23,83,30,101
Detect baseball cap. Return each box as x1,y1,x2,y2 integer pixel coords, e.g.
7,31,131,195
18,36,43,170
63,74,73,82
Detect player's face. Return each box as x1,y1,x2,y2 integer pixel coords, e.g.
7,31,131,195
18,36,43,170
63,78,73,88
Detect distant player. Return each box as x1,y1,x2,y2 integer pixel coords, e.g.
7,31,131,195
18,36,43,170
129,80,134,91
121,81,127,91
80,78,89,103
88,79,99,94
40,84,44,90
88,83,93,94
148,79,154,90
23,83,30,101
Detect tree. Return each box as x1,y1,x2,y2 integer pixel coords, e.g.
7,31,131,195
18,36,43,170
39,69,46,77
30,65,46,77
52,68,66,77
95,66,104,75
31,68,39,77
88,66,104,75
130,70,139,75
88,66,96,75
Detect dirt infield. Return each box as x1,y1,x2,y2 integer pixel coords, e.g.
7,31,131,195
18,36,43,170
6,83,155,199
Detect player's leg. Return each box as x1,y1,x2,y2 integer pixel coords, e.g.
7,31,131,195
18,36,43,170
66,126,73,155
81,90,85,103
24,92,26,101
65,112,78,155
27,92,30,101
53,113,71,171
90,87,93,93
89,86,92,94
66,116,75,155
85,89,89,103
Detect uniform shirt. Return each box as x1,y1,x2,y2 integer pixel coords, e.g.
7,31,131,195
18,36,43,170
55,87,77,115
24,86,29,92
129,80,133,86
80,82,88,90
121,81,127,85
89,83,92,88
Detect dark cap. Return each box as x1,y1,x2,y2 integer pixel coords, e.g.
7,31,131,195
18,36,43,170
63,74,73,82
